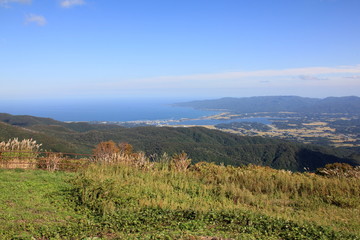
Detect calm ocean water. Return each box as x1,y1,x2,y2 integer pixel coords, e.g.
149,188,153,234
1,98,217,122
1,98,272,125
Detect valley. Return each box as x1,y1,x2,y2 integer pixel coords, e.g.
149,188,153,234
170,96,360,149
94,111,360,148
209,112,360,148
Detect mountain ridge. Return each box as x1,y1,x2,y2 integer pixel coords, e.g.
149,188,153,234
175,96,360,114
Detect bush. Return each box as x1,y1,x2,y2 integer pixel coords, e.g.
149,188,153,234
316,163,360,178
92,141,120,162
170,152,191,171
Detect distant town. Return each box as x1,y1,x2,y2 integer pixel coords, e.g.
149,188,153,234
90,110,360,148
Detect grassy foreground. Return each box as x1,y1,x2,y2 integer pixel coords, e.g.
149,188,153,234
0,162,359,239
0,169,95,239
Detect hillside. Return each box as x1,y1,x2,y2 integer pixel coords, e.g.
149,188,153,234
0,121,81,153
1,162,359,239
1,113,359,172
175,96,360,114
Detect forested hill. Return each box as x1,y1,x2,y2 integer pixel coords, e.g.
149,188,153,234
1,113,360,172
174,96,360,114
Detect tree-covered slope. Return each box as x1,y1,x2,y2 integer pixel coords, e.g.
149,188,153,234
299,96,360,114
1,113,359,171
0,122,81,152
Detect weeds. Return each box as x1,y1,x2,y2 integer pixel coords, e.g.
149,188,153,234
0,138,91,171
317,163,360,178
0,138,41,168
91,141,191,171
71,161,360,238
1,140,360,239
171,151,192,171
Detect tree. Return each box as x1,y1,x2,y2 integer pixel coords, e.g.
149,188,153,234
93,141,119,159
118,142,133,155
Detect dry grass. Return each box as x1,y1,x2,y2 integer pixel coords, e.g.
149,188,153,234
0,138,42,169
0,138,89,171
73,160,360,235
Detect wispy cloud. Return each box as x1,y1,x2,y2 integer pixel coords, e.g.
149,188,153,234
4,64,358,99
88,64,360,92
344,75,360,79
298,75,328,81
146,65,360,82
25,14,47,26
259,80,270,83
0,0,31,7
60,0,85,8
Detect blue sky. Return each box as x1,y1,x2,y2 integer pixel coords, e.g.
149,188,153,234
1,0,360,100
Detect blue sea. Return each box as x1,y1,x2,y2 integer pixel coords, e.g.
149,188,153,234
0,98,271,125
0,98,216,122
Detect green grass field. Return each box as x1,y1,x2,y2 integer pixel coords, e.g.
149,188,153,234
0,163,359,239
0,169,97,239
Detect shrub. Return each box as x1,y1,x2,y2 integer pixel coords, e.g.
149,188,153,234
316,163,360,178
91,141,154,169
37,153,63,171
118,142,133,155
92,141,120,163
170,152,191,171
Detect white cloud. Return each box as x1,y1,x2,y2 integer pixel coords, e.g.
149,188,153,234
7,64,356,99
60,0,85,8
148,65,360,82
97,64,360,92
25,14,47,26
101,65,360,91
